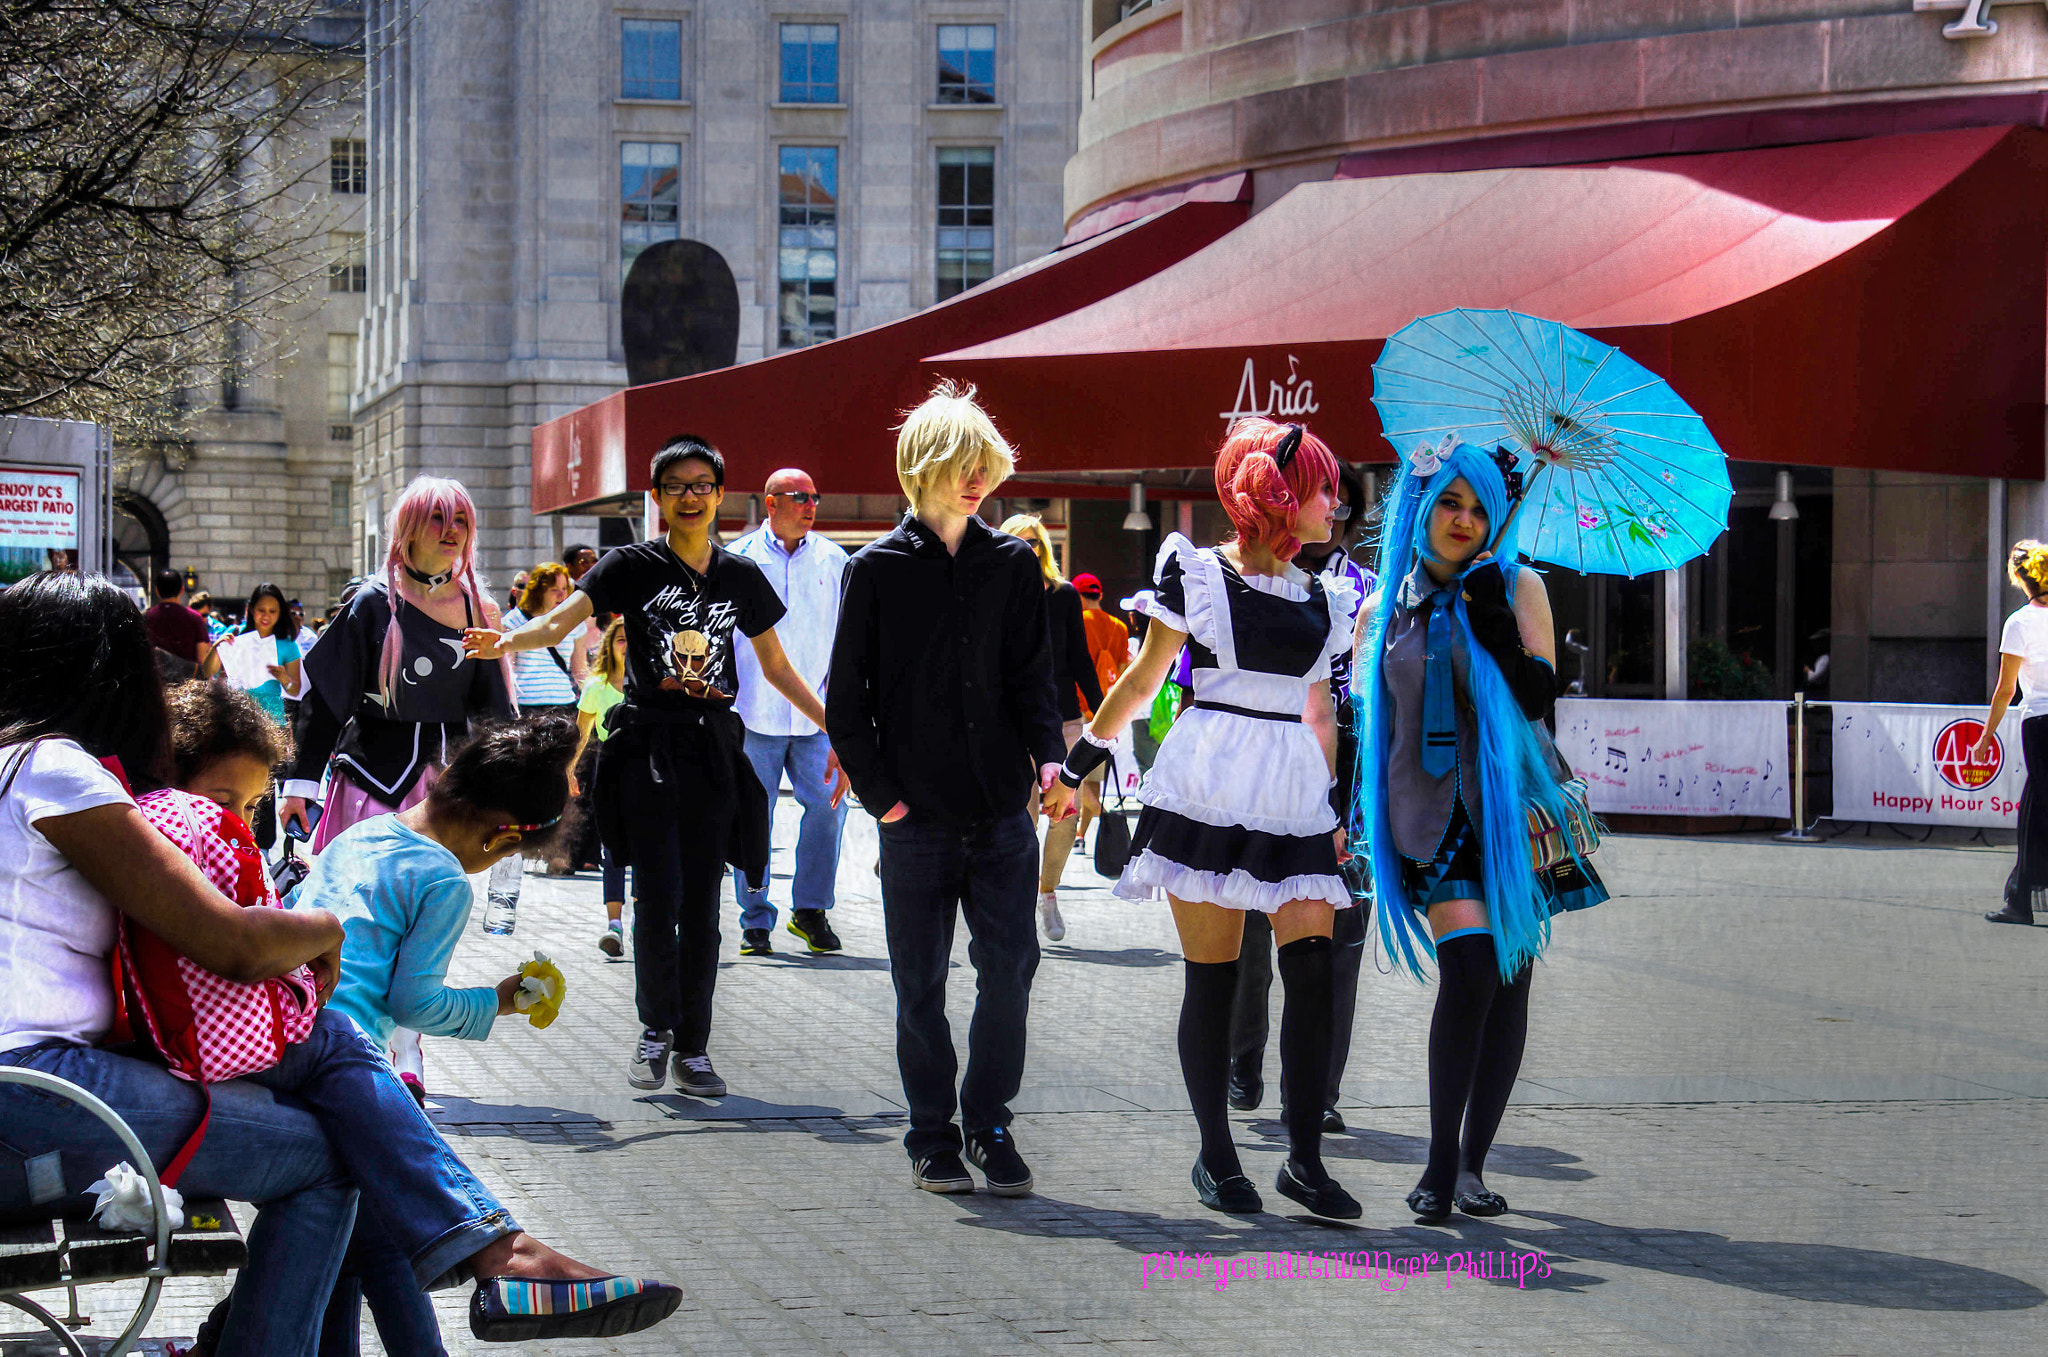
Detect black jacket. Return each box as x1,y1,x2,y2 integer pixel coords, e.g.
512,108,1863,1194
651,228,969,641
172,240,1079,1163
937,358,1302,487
827,513,1067,825
1048,581,1104,722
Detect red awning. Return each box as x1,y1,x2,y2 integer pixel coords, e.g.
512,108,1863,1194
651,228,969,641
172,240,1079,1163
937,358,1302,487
931,126,2048,481
531,200,1249,513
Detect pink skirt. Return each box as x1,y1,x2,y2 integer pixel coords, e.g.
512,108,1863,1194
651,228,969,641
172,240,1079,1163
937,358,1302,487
312,766,437,852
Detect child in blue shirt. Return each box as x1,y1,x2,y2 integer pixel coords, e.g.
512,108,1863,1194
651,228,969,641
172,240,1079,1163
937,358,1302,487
291,714,583,1357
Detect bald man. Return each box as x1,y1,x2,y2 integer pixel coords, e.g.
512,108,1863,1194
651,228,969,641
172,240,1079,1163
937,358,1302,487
729,468,850,956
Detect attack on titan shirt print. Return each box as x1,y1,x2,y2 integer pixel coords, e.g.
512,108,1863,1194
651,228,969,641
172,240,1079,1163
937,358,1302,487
648,585,740,701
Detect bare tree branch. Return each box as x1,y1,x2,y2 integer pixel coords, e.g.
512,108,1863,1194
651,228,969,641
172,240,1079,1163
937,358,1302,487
0,0,363,441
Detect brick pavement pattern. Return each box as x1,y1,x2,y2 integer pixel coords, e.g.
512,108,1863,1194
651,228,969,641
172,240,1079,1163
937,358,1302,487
13,809,2045,1355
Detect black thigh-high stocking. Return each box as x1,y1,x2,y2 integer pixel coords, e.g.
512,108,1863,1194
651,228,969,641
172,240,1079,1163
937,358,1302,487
1179,959,1242,1181
1418,933,1501,1198
1459,961,1532,1187
1276,935,1334,1185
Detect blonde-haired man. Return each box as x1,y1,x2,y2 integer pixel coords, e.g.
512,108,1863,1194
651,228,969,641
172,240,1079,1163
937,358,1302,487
827,380,1065,1199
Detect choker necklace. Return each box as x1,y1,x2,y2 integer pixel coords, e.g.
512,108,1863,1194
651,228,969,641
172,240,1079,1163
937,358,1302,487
403,563,454,590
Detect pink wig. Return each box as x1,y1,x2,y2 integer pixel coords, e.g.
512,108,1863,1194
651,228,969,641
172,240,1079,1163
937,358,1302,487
1214,417,1340,561
377,476,512,706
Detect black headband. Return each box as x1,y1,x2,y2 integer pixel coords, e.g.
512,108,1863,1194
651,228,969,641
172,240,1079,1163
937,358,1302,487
1273,424,1304,472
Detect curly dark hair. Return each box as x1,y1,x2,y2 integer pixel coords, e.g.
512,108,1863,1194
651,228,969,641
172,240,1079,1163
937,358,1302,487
429,714,579,849
163,680,294,786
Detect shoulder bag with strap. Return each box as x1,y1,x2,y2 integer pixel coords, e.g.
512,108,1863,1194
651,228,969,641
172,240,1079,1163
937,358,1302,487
104,776,320,1190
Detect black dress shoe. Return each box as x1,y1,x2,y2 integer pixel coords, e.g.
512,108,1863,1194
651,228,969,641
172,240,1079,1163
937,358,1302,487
1226,1070,1263,1111
1321,1107,1345,1134
1275,1160,1361,1220
1406,1186,1452,1223
1985,909,2035,926
1455,1186,1509,1217
1193,1158,1263,1213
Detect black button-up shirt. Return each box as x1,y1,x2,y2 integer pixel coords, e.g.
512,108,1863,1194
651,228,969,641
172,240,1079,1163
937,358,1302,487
827,512,1066,826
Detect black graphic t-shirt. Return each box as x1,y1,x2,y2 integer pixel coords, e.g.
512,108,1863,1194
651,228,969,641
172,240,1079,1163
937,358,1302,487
577,539,786,711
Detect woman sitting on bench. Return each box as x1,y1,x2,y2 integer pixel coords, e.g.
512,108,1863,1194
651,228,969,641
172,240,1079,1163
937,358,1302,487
0,572,682,1356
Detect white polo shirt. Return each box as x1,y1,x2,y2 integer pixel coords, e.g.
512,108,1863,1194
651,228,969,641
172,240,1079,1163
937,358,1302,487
729,525,847,737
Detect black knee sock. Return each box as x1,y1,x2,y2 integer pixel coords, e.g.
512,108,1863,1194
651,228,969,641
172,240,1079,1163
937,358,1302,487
1277,935,1334,1184
1460,961,1531,1183
1179,958,1242,1181
1419,934,1500,1197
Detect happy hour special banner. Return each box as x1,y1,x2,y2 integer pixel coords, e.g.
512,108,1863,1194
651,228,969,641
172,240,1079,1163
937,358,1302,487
1554,698,1789,818
1830,703,2020,828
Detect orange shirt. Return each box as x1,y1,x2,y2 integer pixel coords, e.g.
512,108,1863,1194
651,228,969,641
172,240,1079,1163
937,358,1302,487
1080,605,1130,717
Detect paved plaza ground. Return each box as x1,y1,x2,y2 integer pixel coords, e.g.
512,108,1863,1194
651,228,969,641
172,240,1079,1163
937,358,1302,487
13,806,2048,1355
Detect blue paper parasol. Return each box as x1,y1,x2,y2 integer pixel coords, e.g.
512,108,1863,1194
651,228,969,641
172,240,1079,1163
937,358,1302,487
1371,308,1731,578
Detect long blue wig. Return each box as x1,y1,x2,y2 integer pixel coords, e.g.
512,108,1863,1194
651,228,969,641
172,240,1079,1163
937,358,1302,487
1354,443,1582,983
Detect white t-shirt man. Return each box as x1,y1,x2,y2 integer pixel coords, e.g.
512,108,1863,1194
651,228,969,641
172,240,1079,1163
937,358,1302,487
2000,603,2048,721
729,524,848,738
0,738,133,1052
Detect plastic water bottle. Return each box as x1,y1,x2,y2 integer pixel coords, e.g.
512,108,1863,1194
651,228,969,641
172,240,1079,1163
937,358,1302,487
482,856,521,935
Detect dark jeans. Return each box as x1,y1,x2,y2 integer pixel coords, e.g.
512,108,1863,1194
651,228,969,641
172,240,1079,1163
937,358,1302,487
877,811,1040,1158
1229,900,1369,1110
603,716,737,1050
2006,714,2048,919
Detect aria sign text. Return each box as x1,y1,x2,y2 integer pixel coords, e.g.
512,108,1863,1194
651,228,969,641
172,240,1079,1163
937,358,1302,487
1913,0,2043,38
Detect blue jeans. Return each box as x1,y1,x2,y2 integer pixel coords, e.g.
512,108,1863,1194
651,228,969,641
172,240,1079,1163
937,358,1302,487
319,1208,446,1357
1,1010,517,1357
732,730,847,930
1,1046,354,1357
876,811,1040,1158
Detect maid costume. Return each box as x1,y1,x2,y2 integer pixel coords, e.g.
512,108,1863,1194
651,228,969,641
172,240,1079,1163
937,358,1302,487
1118,533,1360,913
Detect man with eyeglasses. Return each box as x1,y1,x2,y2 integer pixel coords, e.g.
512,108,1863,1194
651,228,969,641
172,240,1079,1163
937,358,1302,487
727,468,850,957
466,435,848,1099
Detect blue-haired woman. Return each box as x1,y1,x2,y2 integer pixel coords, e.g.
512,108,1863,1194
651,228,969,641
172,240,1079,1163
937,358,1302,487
1354,438,1606,1224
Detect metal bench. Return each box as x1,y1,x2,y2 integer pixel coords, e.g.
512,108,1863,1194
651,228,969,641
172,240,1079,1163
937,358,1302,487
0,1069,246,1357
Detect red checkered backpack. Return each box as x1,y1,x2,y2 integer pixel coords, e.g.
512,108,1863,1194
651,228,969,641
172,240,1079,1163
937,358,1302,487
117,788,320,1084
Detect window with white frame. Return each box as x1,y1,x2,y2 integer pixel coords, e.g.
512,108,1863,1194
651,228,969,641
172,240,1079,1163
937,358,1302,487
936,147,994,301
329,138,366,193
778,146,838,347
326,333,355,440
327,232,365,292
621,18,684,100
620,142,682,285
937,25,995,104
779,24,839,103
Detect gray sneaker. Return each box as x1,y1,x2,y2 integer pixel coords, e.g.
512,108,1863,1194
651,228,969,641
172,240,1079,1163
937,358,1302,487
626,1029,673,1090
673,1050,727,1098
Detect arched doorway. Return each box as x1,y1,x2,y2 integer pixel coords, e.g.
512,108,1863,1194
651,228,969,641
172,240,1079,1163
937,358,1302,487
112,491,169,595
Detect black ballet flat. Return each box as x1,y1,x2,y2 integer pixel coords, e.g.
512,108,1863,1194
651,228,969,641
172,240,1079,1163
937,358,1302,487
1455,1186,1509,1217
1406,1187,1452,1224
1275,1160,1361,1221
1193,1158,1262,1214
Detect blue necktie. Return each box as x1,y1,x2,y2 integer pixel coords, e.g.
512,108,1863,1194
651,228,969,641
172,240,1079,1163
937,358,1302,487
1421,587,1457,777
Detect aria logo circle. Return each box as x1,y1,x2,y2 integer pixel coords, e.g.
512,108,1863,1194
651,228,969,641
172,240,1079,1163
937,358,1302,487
1933,718,2001,790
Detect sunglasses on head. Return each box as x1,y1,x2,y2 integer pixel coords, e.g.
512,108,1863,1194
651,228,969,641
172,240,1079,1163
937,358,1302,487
770,491,822,506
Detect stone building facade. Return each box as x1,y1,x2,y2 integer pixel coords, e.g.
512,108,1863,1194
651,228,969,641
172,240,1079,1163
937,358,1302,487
352,0,1083,587
111,14,367,618
1061,0,2048,701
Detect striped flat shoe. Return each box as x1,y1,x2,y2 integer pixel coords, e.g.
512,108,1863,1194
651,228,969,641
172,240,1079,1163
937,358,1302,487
469,1274,683,1342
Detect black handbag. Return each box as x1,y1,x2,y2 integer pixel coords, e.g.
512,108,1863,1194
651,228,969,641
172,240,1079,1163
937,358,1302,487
1092,752,1134,878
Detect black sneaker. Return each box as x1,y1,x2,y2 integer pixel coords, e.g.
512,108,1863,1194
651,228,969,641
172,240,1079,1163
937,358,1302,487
964,1126,1033,1197
672,1050,727,1098
787,909,842,954
626,1029,673,1090
911,1149,975,1194
740,927,775,956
